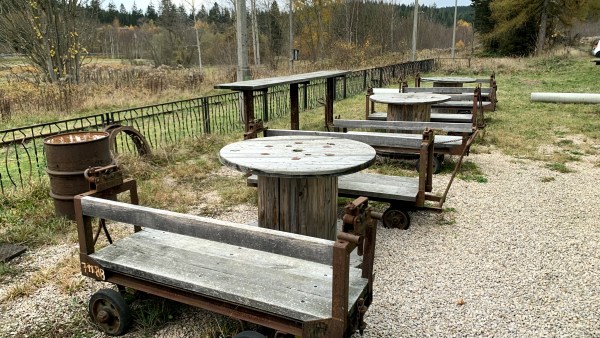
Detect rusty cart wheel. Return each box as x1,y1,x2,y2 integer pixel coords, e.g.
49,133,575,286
89,288,132,336
415,156,442,174
382,207,411,229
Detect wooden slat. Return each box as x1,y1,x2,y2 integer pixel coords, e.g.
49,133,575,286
431,113,473,123
265,129,424,149
402,87,492,94
346,131,462,148
433,101,492,108
214,70,350,90
92,229,368,322
368,112,473,123
371,88,400,94
338,173,418,202
333,119,474,133
247,173,419,202
79,196,333,265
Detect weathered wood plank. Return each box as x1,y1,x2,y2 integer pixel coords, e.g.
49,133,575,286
402,87,492,94
258,176,337,240
333,119,474,133
91,229,368,322
80,196,334,265
247,173,419,203
214,71,350,91
367,112,473,123
339,173,418,202
432,101,492,108
265,129,424,149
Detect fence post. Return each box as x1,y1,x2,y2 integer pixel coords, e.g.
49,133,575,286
378,69,383,87
202,97,211,134
343,76,347,99
262,89,269,122
363,70,367,90
303,83,308,110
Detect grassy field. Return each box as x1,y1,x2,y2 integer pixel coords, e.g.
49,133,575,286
1,51,600,336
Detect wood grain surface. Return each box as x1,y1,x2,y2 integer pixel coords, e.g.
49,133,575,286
219,136,376,177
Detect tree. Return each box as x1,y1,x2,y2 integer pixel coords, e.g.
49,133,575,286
483,0,600,55
0,0,89,83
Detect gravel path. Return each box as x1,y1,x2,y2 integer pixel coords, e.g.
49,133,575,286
1,149,599,337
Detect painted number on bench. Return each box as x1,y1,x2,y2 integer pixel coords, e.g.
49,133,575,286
81,262,105,280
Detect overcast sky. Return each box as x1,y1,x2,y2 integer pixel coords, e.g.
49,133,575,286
107,0,472,13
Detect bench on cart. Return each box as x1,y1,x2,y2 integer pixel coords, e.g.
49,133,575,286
75,181,377,337
365,87,487,129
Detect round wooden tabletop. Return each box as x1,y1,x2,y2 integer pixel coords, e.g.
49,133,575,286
420,76,476,84
369,93,451,105
219,136,376,177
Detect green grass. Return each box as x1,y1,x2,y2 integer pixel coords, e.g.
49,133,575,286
546,162,574,173
0,181,72,246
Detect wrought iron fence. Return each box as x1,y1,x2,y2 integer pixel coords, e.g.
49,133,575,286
0,59,434,194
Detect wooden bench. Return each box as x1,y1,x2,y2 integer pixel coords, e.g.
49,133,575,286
75,180,377,337
365,87,487,129
330,119,477,173
263,128,464,151
402,86,495,111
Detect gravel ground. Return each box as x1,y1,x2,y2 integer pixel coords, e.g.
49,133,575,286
1,148,599,337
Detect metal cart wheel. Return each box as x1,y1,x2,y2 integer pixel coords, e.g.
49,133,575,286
415,156,442,174
89,288,132,336
382,207,411,229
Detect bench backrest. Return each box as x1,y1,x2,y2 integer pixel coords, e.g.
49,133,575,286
401,87,492,94
77,195,334,265
333,119,474,134
264,129,424,149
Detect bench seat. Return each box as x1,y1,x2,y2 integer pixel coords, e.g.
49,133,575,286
92,228,368,322
432,101,492,109
367,112,473,123
248,172,419,203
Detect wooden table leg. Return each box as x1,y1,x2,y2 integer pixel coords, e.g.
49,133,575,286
325,77,335,127
242,90,255,136
290,83,299,130
257,176,338,240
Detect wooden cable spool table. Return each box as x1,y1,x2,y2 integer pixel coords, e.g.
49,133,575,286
369,93,451,124
219,135,376,240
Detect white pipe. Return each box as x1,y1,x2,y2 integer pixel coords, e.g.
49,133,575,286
530,92,600,104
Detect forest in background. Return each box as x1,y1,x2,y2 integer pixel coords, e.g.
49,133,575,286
0,0,475,70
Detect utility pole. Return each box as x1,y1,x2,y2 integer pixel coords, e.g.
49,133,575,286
289,0,293,71
411,0,418,61
236,0,251,124
451,0,458,59
236,0,250,82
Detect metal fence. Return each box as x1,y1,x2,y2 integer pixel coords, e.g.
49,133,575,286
0,59,435,194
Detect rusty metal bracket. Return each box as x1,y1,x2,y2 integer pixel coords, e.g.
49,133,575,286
84,165,124,192
244,119,265,140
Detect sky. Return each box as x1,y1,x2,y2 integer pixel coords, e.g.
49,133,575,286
107,0,472,13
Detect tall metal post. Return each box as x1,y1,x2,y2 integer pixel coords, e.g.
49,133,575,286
411,0,418,61
451,0,458,59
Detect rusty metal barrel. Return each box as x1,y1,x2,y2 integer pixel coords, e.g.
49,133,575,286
44,131,112,220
